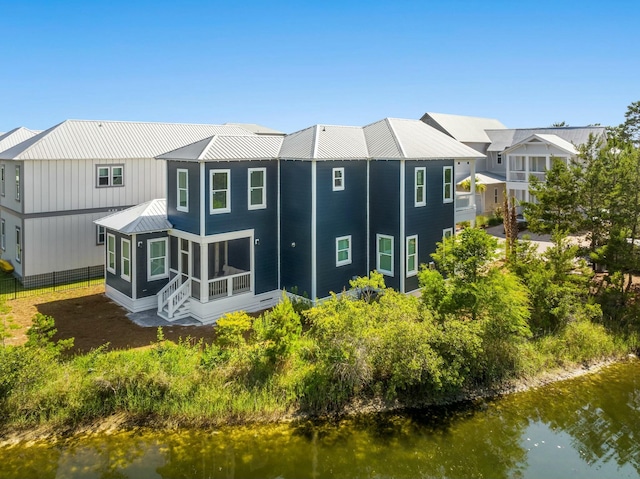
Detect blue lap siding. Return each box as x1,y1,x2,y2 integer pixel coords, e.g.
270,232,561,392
315,160,367,298
105,230,132,298
136,231,171,298
404,160,455,292
168,159,278,295
280,160,312,298
167,161,201,235
369,160,401,291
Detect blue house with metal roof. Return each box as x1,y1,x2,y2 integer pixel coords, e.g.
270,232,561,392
96,118,482,323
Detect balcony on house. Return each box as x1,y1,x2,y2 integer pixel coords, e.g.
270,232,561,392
454,191,477,224
508,155,527,182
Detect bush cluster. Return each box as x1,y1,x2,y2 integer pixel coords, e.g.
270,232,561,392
0,230,634,432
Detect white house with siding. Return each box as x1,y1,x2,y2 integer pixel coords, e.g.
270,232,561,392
0,120,264,284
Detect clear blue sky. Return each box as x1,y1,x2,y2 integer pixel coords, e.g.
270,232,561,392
2,0,638,134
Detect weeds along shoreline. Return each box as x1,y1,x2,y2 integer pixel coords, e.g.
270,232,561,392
0,354,633,448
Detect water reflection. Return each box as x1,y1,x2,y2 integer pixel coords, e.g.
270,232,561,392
1,361,638,479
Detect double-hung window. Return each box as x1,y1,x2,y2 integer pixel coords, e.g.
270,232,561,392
1,219,5,250
210,169,230,214
96,225,105,245
336,235,352,266
377,234,394,276
15,166,20,201
443,166,453,203
148,238,168,280
406,235,418,276
121,238,131,281
248,168,266,209
177,169,189,212
97,165,124,187
1,165,5,196
415,167,426,206
333,167,345,191
106,233,116,274
15,227,21,263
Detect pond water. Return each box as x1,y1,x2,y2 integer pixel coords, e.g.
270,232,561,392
1,360,639,479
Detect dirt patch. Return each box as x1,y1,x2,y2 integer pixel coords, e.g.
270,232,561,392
3,285,218,354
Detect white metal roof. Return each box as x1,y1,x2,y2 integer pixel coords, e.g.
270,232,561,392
502,133,579,156
224,123,285,136
486,126,605,152
0,127,39,154
364,118,485,159
280,119,483,160
420,112,507,143
0,120,254,161
280,125,369,160
94,199,171,234
457,171,506,186
158,135,284,161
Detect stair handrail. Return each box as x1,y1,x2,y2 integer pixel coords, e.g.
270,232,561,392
157,274,182,313
167,278,191,319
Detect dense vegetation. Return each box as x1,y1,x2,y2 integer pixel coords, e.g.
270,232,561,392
1,102,639,435
0,227,635,433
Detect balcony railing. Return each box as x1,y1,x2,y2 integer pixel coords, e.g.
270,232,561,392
455,192,475,210
508,171,527,182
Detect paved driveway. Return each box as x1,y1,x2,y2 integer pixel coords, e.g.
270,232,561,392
485,225,554,253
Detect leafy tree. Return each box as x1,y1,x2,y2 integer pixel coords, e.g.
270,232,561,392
524,158,581,234
621,100,640,145
432,227,498,284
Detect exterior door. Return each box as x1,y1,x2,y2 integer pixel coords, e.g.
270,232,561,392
179,238,190,282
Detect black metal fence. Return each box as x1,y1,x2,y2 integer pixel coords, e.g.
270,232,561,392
0,265,105,300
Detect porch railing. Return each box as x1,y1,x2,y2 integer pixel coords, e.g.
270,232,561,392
208,271,251,300
157,274,182,313
166,278,191,319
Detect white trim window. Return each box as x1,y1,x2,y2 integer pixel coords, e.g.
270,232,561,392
415,167,426,207
248,168,266,210
336,235,352,266
333,167,345,191
443,166,453,203
15,226,21,263
443,228,454,239
121,238,131,282
406,235,418,277
96,225,105,245
106,233,116,274
0,219,5,250
494,187,499,204
148,238,169,280
210,169,231,214
177,168,189,212
377,234,394,276
15,165,20,201
1,165,5,196
96,165,124,187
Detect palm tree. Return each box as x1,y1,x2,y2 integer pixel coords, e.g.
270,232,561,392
459,176,486,193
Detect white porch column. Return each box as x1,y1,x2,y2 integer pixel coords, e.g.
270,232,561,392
200,242,208,303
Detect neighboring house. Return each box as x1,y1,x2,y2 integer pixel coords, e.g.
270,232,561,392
96,118,483,323
422,113,606,215
487,127,606,210
0,120,264,285
420,112,508,215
